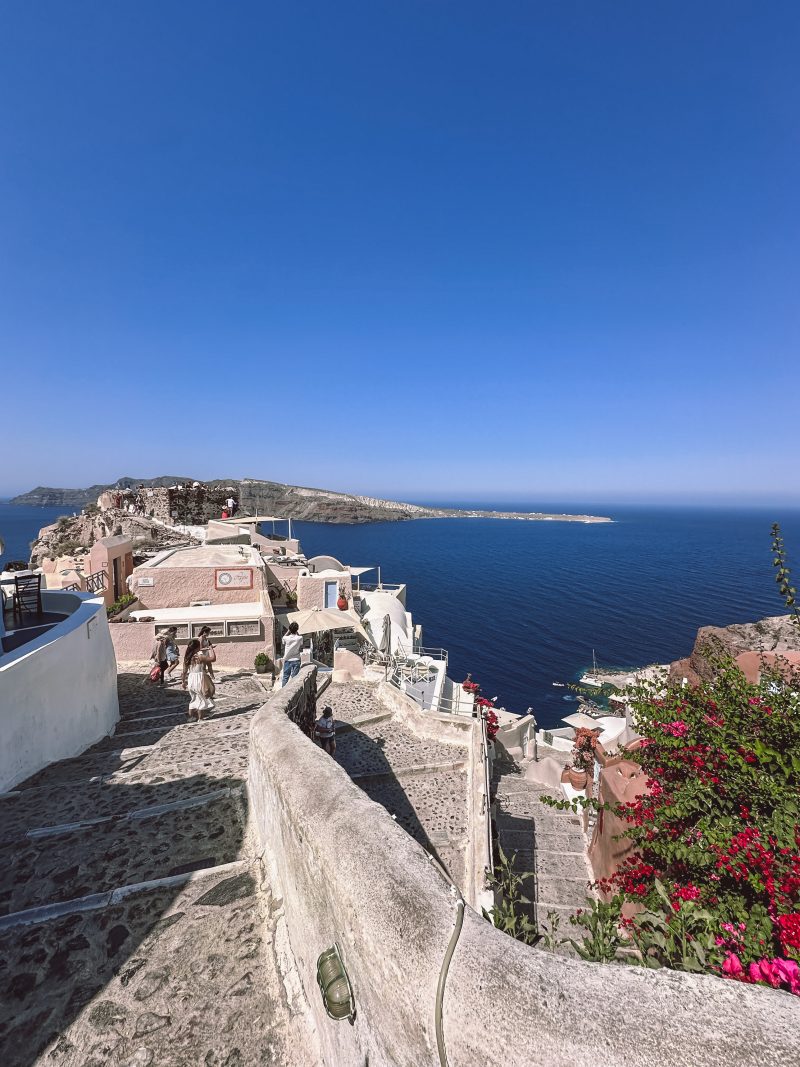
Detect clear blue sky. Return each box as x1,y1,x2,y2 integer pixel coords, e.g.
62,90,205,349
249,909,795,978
1,2,798,503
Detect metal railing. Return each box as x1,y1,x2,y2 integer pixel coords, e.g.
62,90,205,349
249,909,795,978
412,645,449,666
60,571,107,595
84,570,107,594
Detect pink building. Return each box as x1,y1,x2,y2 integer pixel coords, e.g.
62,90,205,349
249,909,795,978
109,543,275,670
88,535,134,607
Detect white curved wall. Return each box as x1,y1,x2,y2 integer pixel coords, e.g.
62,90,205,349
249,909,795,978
0,592,119,791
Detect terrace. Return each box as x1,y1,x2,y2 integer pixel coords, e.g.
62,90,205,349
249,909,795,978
0,579,72,657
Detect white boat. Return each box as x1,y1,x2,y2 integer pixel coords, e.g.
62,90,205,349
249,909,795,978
582,650,603,687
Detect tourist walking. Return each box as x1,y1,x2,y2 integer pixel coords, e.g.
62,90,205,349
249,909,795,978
163,626,181,683
281,622,303,686
149,631,169,687
181,639,216,720
198,625,216,680
315,705,336,755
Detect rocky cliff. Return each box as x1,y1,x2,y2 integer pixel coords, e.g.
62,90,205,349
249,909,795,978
29,508,194,568
11,476,193,509
12,476,612,525
669,614,800,684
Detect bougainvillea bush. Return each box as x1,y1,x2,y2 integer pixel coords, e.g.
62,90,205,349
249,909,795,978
599,650,800,994
462,676,499,739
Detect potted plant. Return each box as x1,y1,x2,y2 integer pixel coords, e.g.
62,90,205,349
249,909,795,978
254,652,272,675
337,584,349,611
568,726,597,789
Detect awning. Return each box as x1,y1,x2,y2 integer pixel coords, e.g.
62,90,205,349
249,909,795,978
561,711,602,730
130,602,263,623
349,566,375,576
279,606,369,640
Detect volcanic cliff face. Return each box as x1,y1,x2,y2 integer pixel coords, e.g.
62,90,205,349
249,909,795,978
236,480,430,523
12,476,612,525
12,476,428,522
669,614,800,685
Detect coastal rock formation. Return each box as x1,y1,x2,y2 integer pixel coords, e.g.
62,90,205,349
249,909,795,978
12,476,193,509
12,475,612,525
29,506,194,569
669,614,800,685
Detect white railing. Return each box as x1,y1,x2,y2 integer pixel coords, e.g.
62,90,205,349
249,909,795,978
479,712,495,885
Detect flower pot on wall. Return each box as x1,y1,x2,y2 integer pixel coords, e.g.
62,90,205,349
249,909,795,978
337,595,348,611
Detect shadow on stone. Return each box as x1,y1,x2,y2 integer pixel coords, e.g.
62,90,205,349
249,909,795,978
0,671,251,1067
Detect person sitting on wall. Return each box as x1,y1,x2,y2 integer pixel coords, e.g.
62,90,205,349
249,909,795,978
280,622,303,686
315,705,336,755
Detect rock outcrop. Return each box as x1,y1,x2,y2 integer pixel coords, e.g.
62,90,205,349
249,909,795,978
669,614,800,685
29,507,194,569
12,475,612,525
11,476,193,509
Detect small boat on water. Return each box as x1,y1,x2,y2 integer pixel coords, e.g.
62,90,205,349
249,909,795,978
582,649,603,687
552,682,565,687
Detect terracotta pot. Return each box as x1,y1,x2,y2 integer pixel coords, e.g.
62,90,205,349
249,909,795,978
568,767,588,790
337,596,348,611
560,767,571,784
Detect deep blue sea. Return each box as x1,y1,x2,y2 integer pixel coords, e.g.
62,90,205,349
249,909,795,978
3,501,799,730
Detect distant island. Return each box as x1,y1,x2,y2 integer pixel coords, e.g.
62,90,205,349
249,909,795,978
10,476,612,525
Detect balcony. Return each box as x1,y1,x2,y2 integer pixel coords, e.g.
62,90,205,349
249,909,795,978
0,587,119,791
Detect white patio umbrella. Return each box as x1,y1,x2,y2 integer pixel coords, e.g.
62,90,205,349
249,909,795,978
283,606,369,640
561,711,601,730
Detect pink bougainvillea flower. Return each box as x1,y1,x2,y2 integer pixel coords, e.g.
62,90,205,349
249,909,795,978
722,953,743,979
773,958,800,995
749,959,782,988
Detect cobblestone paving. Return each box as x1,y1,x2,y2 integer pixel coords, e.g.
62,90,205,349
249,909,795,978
0,666,319,1067
493,751,595,939
326,680,472,890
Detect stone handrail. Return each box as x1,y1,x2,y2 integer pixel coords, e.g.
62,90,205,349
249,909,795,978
248,667,798,1067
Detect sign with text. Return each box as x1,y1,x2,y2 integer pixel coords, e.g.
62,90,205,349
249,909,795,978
215,568,253,590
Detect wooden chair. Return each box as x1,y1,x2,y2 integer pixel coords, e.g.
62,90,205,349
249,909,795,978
13,573,42,625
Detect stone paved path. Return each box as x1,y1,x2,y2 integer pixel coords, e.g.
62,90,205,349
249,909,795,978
325,681,471,891
0,665,320,1067
493,754,595,940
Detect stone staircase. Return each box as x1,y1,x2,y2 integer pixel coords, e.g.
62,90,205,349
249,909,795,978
0,667,320,1067
493,756,594,939
325,681,472,892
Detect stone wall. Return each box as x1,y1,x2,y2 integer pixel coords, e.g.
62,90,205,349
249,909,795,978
248,668,799,1067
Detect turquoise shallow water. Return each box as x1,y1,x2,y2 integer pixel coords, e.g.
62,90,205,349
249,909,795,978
3,501,799,729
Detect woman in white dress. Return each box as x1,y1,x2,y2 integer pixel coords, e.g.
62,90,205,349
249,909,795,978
181,638,216,720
